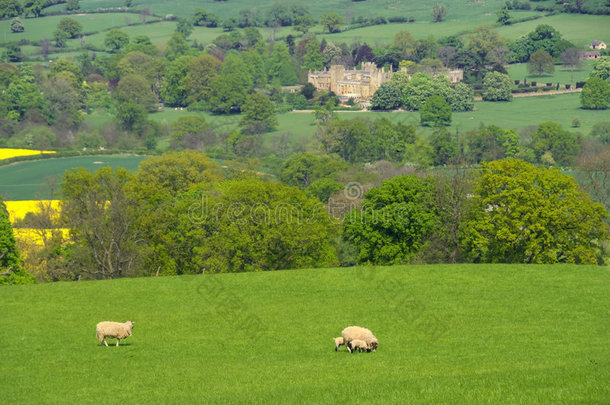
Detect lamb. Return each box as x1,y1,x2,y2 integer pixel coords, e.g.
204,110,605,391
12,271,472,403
349,339,369,353
96,321,135,347
342,326,378,352
333,337,345,351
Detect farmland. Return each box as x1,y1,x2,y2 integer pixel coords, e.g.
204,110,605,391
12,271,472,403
0,155,147,201
0,264,608,403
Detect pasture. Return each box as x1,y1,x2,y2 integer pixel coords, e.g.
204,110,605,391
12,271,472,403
0,264,608,403
505,61,595,85
318,10,541,44
496,14,610,48
72,0,515,21
0,155,147,200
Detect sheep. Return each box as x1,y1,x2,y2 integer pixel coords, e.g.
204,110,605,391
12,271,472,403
96,321,135,347
349,339,369,353
342,326,378,352
333,337,345,351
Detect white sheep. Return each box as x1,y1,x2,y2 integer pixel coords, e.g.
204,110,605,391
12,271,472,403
342,326,378,352
349,339,370,353
333,337,345,351
96,321,135,347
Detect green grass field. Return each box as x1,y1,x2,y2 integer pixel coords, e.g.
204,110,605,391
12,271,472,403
0,155,148,200
318,11,542,43
496,14,610,48
75,0,514,21
0,13,158,44
0,264,608,403
506,61,595,85
83,91,607,156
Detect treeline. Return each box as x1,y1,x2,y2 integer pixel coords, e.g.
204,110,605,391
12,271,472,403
4,150,608,284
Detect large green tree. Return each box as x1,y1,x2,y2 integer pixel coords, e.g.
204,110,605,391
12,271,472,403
169,178,338,273
420,95,452,127
208,73,248,114
319,12,342,33
462,159,608,264
482,71,512,101
186,54,221,104
343,175,439,265
280,152,346,188
61,167,143,279
54,17,83,47
239,93,278,134
370,81,403,111
0,197,35,285
0,0,22,18
581,77,610,110
527,49,554,76
530,122,579,166
104,29,130,53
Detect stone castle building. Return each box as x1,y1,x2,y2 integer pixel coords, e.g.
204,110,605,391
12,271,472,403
308,62,463,101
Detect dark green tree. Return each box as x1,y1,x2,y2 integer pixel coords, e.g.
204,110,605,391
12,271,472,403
208,73,248,114
319,12,343,33
169,178,338,273
104,29,130,53
429,127,457,165
496,7,511,25
170,116,209,149
370,81,403,110
280,152,346,188
344,175,439,265
0,0,22,18
527,49,554,76
0,196,35,285
239,93,278,134
530,122,578,166
54,17,83,46
420,95,452,127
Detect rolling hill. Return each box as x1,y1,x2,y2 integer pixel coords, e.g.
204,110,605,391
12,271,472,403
0,264,608,403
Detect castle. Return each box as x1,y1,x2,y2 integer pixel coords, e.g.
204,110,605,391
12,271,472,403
307,62,463,102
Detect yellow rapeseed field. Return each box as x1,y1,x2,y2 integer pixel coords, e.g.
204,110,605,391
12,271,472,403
4,200,62,223
14,228,70,244
0,148,56,161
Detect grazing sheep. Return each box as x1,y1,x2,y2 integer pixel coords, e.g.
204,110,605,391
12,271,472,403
349,339,370,353
334,337,345,351
96,321,135,347
342,326,378,352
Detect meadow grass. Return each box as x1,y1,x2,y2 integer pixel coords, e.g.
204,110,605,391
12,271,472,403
83,92,607,158
0,264,607,403
506,61,595,85
0,155,147,201
318,10,541,44
0,13,156,44
76,0,514,21
496,14,610,48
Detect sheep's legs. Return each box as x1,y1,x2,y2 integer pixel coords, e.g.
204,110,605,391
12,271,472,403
116,338,120,347
101,338,109,347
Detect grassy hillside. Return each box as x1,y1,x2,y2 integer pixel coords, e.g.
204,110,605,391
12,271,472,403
0,265,608,403
0,155,147,200
74,0,513,20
